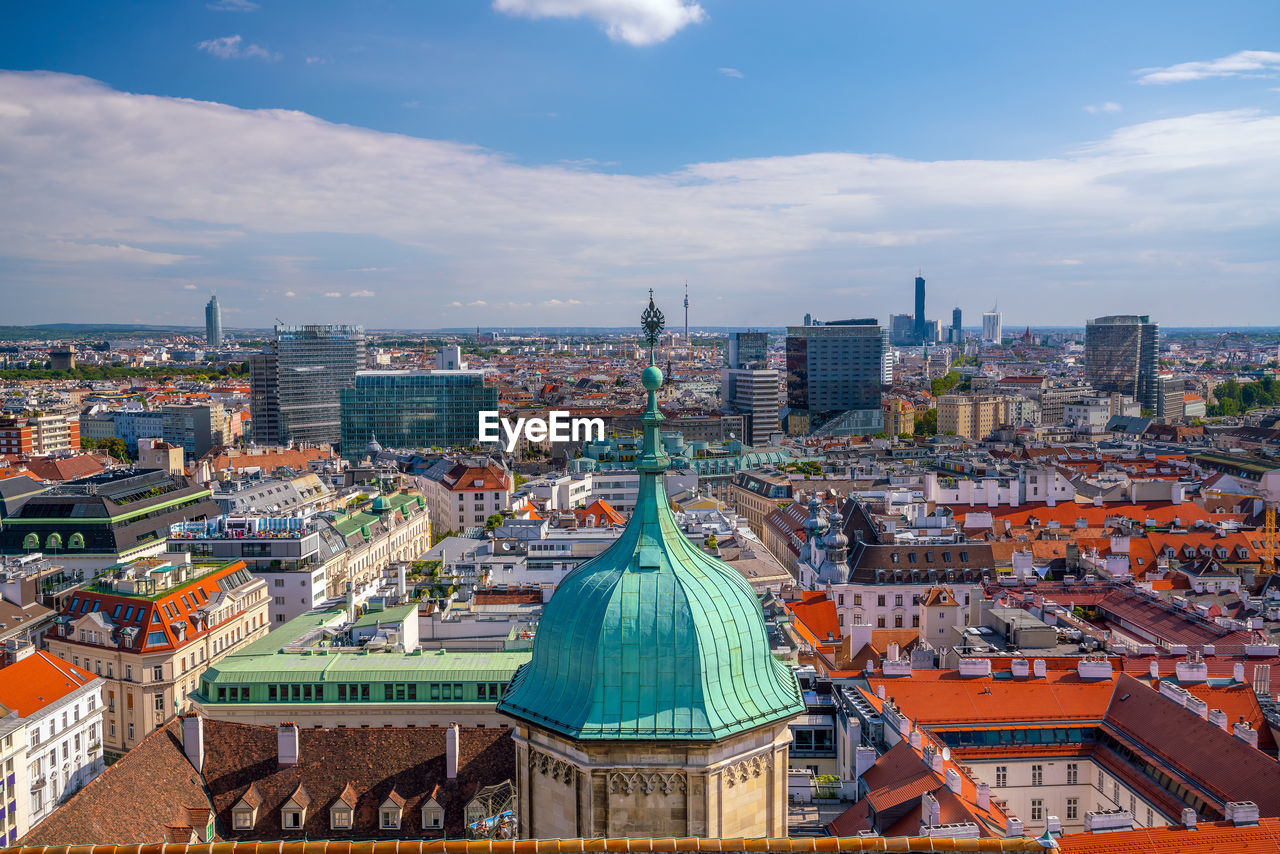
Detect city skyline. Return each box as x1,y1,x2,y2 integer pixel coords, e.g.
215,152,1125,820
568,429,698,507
2,2,1279,328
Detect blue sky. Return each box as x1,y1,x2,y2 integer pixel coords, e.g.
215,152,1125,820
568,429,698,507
1,1,1279,329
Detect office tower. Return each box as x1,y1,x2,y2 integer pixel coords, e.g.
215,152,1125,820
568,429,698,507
951,307,963,343
982,308,1003,344
205,294,222,347
1085,315,1159,413
785,318,887,435
803,313,812,327
924,319,941,344
914,275,926,344
889,313,915,346
722,332,778,445
339,369,497,459
250,324,365,447
726,331,768,369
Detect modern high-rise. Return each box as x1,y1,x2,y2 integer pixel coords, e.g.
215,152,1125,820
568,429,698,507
204,295,222,347
250,324,365,448
888,313,915,346
913,275,926,344
1085,315,1159,413
725,330,768,370
785,318,887,434
721,332,779,446
339,369,497,459
951,306,963,343
982,308,1003,344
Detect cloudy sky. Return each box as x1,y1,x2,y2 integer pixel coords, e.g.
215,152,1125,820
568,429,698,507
2,1,1278,329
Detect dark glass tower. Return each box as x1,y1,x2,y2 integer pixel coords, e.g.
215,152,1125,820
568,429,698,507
250,324,366,447
914,275,926,344
1084,315,1159,413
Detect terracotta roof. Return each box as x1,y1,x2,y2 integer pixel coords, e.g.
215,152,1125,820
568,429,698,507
0,650,97,716
20,454,107,482
785,590,841,645
920,586,958,607
204,720,515,839
20,719,213,846
571,498,625,527
1058,817,1280,853
1102,673,1280,816
951,501,1217,529
3,837,1051,853
866,669,1119,728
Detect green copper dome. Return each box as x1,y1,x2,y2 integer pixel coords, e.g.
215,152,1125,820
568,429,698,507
497,296,803,741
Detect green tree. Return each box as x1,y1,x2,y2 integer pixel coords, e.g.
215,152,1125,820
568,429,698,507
484,513,504,531
930,370,962,397
915,409,938,436
97,437,129,461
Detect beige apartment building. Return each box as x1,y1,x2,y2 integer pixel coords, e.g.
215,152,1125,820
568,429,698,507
936,394,1008,440
43,557,269,756
729,470,793,539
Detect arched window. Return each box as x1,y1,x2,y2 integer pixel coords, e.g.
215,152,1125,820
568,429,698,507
69,532,85,549
23,532,40,550
46,532,63,550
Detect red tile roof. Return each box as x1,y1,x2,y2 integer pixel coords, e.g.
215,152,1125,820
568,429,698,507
866,669,1120,728
0,650,98,716
1058,817,1280,853
785,590,841,645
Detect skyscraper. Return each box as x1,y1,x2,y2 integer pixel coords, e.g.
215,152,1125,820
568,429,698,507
982,308,1003,344
1085,315,1159,413
913,275,926,344
722,331,778,445
204,294,222,347
250,324,366,447
785,318,887,435
951,306,963,343
339,369,497,459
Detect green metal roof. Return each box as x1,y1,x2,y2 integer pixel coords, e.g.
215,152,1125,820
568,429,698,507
497,358,803,741
201,609,529,685
351,603,418,628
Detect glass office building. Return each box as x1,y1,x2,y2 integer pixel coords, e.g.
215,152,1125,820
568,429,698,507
1084,315,1159,413
785,318,887,435
251,324,366,447
339,370,497,458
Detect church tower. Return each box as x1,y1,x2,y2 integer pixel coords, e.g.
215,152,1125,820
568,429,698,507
498,292,804,838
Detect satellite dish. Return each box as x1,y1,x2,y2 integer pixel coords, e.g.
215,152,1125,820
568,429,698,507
501,542,511,551
941,747,951,761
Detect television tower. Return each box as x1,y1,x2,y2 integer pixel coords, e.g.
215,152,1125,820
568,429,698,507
683,281,690,360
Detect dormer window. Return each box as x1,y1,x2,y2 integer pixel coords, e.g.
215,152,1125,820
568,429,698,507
421,798,444,830
282,809,302,829
330,807,352,829
380,793,404,830
234,809,254,830
1239,548,1250,559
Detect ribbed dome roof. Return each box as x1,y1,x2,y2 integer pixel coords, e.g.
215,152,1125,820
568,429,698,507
498,315,802,741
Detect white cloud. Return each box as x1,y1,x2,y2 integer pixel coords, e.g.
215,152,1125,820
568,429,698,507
323,291,342,298
718,67,743,79
207,0,260,10
544,298,583,305
284,290,297,297
492,0,706,46
2,72,1280,325
348,289,375,297
449,301,462,307
1085,102,1122,114
1136,50,1280,85
306,56,326,65
183,283,199,289
196,34,278,60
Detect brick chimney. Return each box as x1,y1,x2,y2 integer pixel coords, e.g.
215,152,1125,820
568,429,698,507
1233,719,1259,749
181,713,204,773
277,722,300,767
1045,815,1062,836
909,729,923,750
1208,708,1229,731
1033,659,1046,678
1005,817,1022,837
945,767,961,795
1182,808,1197,829
446,721,460,780
1234,662,1246,683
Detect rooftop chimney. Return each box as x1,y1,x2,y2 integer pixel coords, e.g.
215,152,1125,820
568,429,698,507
1234,662,1246,683
1209,708,1230,731
1005,817,1023,837
1010,659,1029,678
855,746,877,780
277,722,300,767
1033,659,1046,678
1045,815,1062,837
1185,695,1209,720
977,782,990,810
1175,658,1208,684
945,767,962,795
1182,809,1197,830
921,792,941,828
1233,719,1259,749
1225,801,1260,827
181,713,204,773
1149,660,1159,678
909,729,923,750
446,721,460,779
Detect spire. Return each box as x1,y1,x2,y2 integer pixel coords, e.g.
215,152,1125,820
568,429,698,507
638,290,669,476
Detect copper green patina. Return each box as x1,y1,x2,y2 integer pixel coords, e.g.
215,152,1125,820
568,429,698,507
497,293,803,740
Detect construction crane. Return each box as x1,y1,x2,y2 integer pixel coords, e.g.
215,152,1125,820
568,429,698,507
1264,501,1277,575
